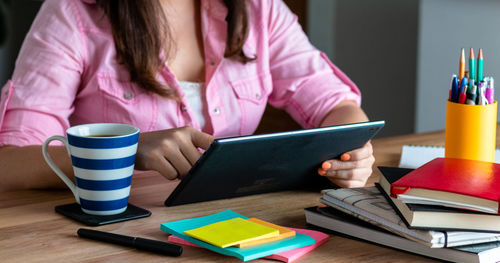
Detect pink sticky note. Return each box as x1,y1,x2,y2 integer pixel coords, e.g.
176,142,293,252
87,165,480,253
168,227,329,263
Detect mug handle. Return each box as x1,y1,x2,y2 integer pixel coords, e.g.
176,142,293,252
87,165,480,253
42,136,80,204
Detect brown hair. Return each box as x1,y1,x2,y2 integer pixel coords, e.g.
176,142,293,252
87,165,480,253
96,0,254,99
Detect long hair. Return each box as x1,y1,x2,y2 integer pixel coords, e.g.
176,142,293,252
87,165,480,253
96,0,254,99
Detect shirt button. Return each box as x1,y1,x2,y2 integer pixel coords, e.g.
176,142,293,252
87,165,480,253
255,93,261,100
213,107,221,115
210,61,216,66
123,92,133,100
181,105,187,111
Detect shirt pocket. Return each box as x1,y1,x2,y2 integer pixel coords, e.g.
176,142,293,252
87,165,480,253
97,74,157,131
230,72,272,135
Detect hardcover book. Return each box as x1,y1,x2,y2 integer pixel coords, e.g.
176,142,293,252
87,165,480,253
378,166,500,232
391,157,500,214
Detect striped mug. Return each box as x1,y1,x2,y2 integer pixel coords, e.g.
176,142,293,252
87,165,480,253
42,123,140,215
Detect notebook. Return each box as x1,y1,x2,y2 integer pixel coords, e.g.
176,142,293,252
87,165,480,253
378,166,500,232
391,157,500,214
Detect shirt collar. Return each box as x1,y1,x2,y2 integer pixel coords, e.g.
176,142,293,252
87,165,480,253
202,0,228,22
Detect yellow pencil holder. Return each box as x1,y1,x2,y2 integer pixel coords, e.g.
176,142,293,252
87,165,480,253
444,100,497,162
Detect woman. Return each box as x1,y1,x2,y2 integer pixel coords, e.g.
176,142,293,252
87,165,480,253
0,0,373,191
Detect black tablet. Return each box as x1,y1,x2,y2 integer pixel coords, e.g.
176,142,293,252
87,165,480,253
165,120,385,206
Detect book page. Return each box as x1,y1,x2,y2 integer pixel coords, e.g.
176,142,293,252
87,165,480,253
321,187,442,246
398,145,500,169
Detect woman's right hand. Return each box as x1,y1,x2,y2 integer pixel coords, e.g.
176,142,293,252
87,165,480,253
134,126,215,180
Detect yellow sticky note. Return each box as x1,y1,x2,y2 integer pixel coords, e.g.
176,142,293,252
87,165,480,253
237,218,296,248
184,217,279,248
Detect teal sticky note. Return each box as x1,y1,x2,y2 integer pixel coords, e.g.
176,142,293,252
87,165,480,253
160,210,315,261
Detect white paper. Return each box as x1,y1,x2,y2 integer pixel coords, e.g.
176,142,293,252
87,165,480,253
398,145,500,169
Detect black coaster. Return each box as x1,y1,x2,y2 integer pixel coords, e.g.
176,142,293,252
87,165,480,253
55,203,151,226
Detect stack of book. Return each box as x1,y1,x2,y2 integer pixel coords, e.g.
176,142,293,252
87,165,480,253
305,157,500,263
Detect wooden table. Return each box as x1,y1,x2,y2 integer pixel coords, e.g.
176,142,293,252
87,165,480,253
0,129,464,262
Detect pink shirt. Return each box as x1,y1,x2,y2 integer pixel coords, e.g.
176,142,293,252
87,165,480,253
0,0,360,146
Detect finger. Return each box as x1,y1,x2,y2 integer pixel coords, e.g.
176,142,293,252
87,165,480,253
329,178,367,188
322,167,373,181
344,142,373,161
324,155,375,171
165,148,193,177
321,143,373,171
150,155,178,180
179,142,203,166
191,129,215,150
340,153,351,161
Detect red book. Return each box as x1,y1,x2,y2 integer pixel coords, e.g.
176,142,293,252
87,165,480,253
390,157,500,214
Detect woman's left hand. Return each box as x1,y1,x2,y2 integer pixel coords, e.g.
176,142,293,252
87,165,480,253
317,141,374,188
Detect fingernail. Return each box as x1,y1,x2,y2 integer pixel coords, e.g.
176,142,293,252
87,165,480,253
341,153,351,161
318,168,326,176
321,161,332,170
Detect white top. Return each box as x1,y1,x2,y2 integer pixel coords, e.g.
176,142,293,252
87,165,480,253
178,81,206,129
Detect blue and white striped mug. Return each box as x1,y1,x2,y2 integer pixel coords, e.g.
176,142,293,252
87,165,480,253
42,123,140,215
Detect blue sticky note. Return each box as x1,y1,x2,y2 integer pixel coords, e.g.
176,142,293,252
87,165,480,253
160,210,315,261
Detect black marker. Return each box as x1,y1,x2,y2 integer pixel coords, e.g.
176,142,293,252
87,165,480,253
466,85,477,105
77,228,182,257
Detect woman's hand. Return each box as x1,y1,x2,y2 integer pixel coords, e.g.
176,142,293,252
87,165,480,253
317,142,374,188
135,126,215,180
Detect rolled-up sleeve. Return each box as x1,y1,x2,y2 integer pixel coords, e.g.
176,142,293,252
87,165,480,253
266,0,361,129
0,0,85,146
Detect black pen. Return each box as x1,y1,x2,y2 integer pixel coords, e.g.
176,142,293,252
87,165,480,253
77,228,182,257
